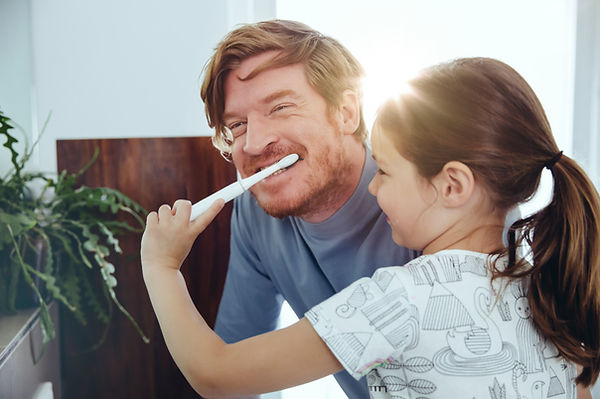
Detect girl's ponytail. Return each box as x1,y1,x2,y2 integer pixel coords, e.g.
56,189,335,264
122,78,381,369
523,154,600,386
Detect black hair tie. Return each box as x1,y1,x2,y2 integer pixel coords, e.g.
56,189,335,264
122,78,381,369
545,151,563,170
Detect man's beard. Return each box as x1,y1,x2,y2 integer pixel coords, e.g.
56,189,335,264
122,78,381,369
253,148,348,219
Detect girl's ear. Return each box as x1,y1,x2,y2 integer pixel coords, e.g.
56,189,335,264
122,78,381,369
339,89,360,135
435,161,475,208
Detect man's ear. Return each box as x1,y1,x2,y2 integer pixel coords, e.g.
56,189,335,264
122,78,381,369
339,89,360,135
434,161,475,208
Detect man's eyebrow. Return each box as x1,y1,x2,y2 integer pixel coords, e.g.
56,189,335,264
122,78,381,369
223,89,299,122
261,89,298,104
222,111,237,122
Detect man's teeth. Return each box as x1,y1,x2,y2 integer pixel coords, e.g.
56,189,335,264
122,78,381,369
271,167,287,176
258,165,289,174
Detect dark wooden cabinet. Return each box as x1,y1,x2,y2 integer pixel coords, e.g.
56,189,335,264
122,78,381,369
56,137,235,399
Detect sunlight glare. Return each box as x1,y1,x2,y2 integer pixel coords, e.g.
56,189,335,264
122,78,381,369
361,53,422,129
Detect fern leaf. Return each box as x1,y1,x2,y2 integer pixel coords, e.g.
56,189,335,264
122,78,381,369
58,225,94,269
47,230,80,265
0,110,23,177
60,263,86,324
37,300,56,346
97,222,122,254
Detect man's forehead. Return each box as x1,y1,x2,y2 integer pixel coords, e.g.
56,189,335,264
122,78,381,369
232,50,282,80
224,58,309,113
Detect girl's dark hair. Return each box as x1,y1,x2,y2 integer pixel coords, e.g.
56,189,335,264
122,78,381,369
376,57,600,386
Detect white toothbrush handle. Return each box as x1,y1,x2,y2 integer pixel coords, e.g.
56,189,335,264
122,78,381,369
189,180,245,221
189,154,299,221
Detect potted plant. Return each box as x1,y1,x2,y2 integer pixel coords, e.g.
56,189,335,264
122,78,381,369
0,109,148,347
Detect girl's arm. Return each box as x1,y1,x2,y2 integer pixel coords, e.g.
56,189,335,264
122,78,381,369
141,200,342,397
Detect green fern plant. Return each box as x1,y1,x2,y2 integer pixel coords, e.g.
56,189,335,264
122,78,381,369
0,109,149,347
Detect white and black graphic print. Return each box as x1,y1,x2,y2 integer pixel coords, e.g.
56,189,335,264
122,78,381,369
307,250,576,398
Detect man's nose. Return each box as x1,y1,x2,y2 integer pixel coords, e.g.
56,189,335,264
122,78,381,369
243,115,279,155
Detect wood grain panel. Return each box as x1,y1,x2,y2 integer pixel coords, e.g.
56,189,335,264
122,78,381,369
56,137,235,399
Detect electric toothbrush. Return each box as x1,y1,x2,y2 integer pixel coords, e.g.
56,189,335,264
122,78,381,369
189,153,299,221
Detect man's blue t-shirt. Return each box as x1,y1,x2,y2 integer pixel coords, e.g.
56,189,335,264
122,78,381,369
215,149,417,398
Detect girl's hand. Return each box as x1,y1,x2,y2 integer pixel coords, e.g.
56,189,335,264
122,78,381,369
140,199,224,271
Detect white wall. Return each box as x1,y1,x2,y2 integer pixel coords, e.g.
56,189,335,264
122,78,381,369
0,0,34,175
277,0,577,154
0,0,276,176
573,0,600,189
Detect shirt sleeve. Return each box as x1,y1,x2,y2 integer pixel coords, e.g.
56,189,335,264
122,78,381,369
305,267,419,380
214,198,283,342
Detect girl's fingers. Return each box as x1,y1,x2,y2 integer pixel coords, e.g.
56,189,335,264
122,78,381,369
172,199,192,219
190,199,225,235
146,211,158,226
157,204,172,221
152,199,221,238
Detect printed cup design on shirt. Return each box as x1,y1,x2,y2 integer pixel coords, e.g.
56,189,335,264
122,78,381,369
373,268,395,292
336,282,373,318
360,289,419,351
427,285,517,376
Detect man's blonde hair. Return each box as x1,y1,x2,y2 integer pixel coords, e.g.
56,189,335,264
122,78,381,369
200,19,367,159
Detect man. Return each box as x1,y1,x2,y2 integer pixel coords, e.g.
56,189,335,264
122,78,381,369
200,20,416,398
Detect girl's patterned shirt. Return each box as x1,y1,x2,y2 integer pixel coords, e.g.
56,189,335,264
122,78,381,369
306,249,576,399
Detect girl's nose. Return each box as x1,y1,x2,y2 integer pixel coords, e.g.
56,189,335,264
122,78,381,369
368,176,378,196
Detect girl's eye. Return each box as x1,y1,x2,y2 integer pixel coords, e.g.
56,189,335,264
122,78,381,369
376,168,386,176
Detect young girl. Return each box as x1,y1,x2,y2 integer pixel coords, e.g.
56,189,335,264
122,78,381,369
140,57,600,398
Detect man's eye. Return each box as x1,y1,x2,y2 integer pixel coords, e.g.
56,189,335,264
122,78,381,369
228,121,247,137
271,104,291,113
